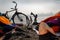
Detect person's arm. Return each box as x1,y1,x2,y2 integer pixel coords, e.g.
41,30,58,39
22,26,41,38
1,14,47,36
42,22,56,35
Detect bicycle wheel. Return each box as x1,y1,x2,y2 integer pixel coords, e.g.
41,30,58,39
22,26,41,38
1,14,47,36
12,12,30,27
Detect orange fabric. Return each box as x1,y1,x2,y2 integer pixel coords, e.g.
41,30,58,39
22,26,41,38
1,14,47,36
55,12,60,16
42,12,60,22
0,16,11,25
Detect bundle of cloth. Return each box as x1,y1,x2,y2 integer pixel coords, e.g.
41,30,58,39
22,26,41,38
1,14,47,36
43,12,60,33
0,16,16,37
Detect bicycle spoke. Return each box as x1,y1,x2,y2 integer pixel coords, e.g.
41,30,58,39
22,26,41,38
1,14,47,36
17,14,23,22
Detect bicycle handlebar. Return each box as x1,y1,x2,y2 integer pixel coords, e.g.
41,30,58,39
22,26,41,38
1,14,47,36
5,1,17,14
12,1,17,10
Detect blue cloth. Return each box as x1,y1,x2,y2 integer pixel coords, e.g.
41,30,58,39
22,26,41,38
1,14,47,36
0,22,15,33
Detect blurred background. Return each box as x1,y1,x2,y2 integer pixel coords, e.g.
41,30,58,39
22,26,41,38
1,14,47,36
0,0,60,23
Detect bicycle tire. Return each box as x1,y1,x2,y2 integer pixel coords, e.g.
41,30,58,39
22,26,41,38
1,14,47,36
11,12,30,27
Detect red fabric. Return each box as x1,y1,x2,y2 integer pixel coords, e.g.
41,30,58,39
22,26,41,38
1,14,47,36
43,16,60,22
0,30,4,33
52,26,59,32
